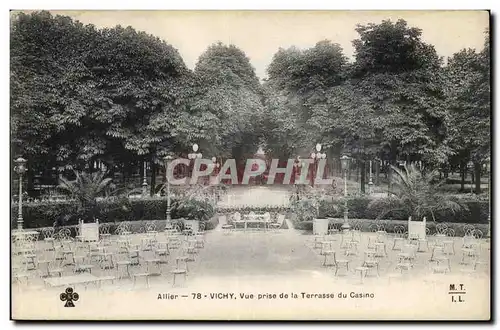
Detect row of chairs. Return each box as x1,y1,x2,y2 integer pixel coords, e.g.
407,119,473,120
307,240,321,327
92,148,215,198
12,223,208,289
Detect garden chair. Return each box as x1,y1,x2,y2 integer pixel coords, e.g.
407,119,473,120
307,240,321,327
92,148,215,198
198,222,207,235
319,240,334,256
351,221,362,243
373,241,388,258
12,256,30,286
99,223,112,245
145,221,158,235
73,255,94,274
460,230,483,266
48,259,65,278
144,255,162,276
442,228,456,255
375,222,388,242
225,212,240,233
194,233,205,248
167,234,182,250
463,224,476,238
367,224,378,249
175,254,191,274
37,258,52,278
332,252,350,276
131,265,151,288
97,246,115,270
327,222,340,236
59,238,76,267
340,229,354,249
322,248,336,267
435,223,448,237
154,241,170,264
392,226,406,250
361,250,380,277
269,214,285,232
431,245,451,273
354,266,370,283
344,239,359,257
171,267,187,287
398,243,417,266
41,227,56,251
115,252,133,280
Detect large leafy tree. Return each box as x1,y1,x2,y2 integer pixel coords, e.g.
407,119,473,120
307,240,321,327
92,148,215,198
349,19,451,191
185,43,264,165
11,11,191,195
445,30,490,194
264,41,348,160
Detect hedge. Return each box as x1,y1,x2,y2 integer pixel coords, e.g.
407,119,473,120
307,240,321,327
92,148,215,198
10,197,215,229
313,196,489,224
294,218,490,237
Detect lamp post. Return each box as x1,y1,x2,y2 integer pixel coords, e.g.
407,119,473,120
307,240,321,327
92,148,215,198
14,157,28,230
293,157,304,200
142,161,148,196
164,155,173,222
211,156,220,205
340,155,351,230
368,159,374,195
310,144,327,187
187,144,202,183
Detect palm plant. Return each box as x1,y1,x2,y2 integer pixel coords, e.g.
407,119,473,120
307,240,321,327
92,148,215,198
368,164,466,221
58,171,113,222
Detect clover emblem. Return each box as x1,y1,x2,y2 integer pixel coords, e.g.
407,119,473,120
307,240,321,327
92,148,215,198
60,287,79,307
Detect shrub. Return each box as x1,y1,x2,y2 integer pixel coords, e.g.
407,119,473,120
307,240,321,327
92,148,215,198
11,196,215,229
291,196,489,226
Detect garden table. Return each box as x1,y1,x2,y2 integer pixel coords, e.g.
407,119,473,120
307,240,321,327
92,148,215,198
241,215,271,232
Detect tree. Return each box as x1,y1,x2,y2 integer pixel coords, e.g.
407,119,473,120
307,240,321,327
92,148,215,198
264,41,348,160
350,19,451,192
58,171,113,222
184,43,265,168
11,11,191,196
445,30,490,194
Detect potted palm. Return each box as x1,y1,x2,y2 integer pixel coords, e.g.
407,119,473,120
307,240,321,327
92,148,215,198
368,164,466,224
58,171,113,241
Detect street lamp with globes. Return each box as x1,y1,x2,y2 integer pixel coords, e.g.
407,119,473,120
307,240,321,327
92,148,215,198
14,157,28,230
187,144,202,181
310,144,327,186
163,155,174,222
340,155,351,230
211,156,220,204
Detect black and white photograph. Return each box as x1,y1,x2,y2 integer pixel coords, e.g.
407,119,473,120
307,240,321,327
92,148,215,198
9,9,491,320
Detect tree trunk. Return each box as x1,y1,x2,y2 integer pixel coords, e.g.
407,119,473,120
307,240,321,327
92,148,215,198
356,160,360,182
460,161,466,192
150,160,157,197
375,160,380,185
360,159,366,194
474,162,482,194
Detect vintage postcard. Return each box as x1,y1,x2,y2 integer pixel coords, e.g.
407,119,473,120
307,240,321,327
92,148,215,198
10,10,491,320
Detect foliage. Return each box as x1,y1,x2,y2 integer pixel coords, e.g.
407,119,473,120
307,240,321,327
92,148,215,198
445,30,490,165
217,205,290,214
11,11,190,174
11,196,218,229
58,171,113,222
368,164,466,221
172,198,214,221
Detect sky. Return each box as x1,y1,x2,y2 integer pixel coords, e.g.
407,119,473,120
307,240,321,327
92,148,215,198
41,10,490,80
